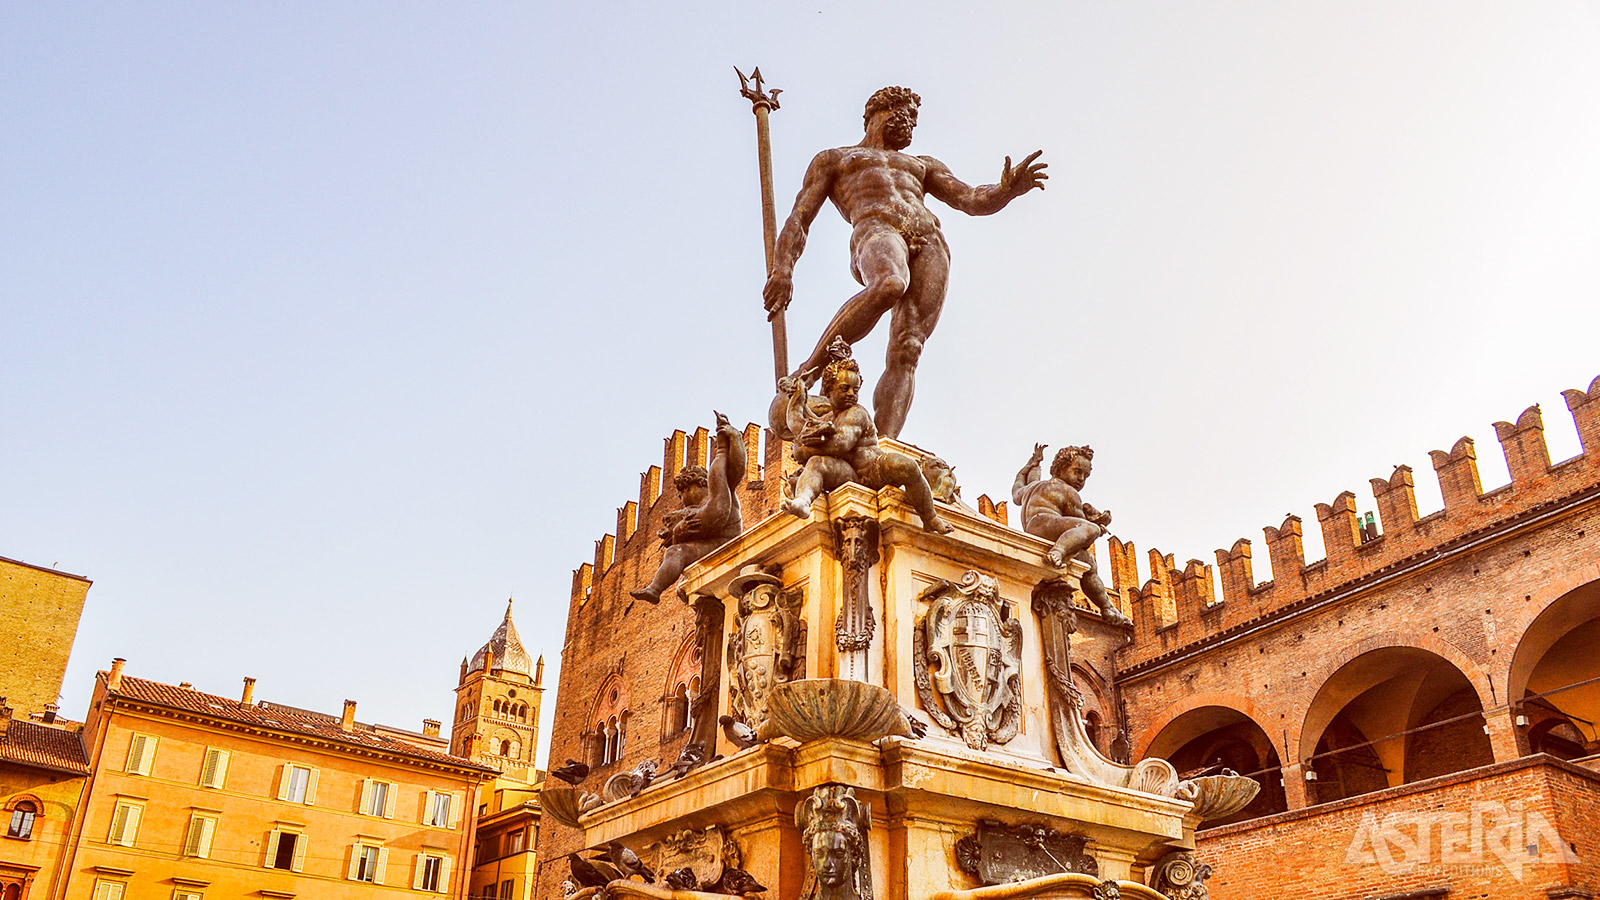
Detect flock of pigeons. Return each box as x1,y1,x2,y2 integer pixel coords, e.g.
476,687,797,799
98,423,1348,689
549,716,769,894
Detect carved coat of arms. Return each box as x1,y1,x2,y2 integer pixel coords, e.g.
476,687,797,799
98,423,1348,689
645,826,737,891
726,564,803,735
913,570,1023,751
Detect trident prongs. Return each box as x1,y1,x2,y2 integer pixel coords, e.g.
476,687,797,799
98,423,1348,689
735,66,781,111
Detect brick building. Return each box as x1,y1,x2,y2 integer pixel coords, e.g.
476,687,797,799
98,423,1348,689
1109,377,1600,896
534,377,1600,898
0,558,90,729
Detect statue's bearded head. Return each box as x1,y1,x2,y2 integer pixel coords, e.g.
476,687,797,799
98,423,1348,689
865,86,920,150
1050,445,1094,490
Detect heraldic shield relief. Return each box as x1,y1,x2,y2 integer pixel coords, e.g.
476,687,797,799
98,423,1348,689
726,565,803,735
912,570,1023,751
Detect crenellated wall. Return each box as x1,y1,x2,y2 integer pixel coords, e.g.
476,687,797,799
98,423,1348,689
536,421,791,900
1112,376,1600,670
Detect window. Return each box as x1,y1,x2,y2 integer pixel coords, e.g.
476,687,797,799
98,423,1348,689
506,829,525,854
173,891,202,900
360,779,395,817
425,791,457,828
107,801,142,846
199,748,230,788
125,733,157,775
6,801,36,839
183,814,217,858
349,843,388,883
413,853,452,892
499,878,514,900
92,881,125,900
276,764,318,805
265,829,306,871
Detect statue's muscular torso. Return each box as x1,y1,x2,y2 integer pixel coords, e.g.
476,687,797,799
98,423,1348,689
819,147,945,243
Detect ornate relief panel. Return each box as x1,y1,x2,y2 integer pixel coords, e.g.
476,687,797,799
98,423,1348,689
913,570,1023,751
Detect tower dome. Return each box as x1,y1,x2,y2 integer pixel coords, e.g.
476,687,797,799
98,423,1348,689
468,599,534,676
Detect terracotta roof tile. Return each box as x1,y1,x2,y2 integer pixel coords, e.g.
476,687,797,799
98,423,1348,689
111,676,493,773
0,720,89,774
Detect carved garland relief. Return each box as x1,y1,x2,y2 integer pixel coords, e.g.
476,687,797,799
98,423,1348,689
912,570,1023,751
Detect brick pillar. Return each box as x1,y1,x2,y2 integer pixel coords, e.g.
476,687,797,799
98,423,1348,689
1485,707,1523,764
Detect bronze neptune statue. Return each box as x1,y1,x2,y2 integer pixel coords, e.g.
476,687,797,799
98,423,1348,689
762,86,1047,439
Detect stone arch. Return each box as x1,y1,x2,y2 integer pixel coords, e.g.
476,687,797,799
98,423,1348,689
1298,642,1493,804
661,633,699,740
1505,574,1600,758
1136,691,1277,761
1292,630,1493,763
1137,694,1288,824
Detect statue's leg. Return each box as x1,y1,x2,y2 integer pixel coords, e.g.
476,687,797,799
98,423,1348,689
880,452,954,534
782,461,828,519
1028,513,1103,567
792,225,910,381
1075,553,1131,625
875,239,950,439
631,542,709,604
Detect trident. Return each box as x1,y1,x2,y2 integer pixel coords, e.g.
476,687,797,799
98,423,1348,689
736,66,786,385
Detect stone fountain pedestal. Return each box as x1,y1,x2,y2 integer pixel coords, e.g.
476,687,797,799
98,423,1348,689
562,461,1250,900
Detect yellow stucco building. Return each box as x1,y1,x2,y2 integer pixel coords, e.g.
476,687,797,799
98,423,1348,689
57,660,497,900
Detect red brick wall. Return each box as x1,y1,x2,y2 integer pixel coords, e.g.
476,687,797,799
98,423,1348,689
532,424,788,899
1195,757,1598,898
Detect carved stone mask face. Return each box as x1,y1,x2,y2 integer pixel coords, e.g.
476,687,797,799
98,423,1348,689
811,832,853,886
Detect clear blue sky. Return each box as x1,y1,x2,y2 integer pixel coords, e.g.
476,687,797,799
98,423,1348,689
5,3,1598,765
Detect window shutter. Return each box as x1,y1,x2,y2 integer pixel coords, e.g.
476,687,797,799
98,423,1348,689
126,734,151,774
94,883,125,900
383,782,396,819
360,779,373,815
117,805,140,846
346,845,360,880
423,790,437,825
276,765,291,801
197,816,215,858
202,748,230,788
184,816,204,856
412,854,427,890
108,806,128,844
449,791,463,829
438,856,453,893
304,768,319,804
375,847,390,884
291,832,307,872
265,829,281,867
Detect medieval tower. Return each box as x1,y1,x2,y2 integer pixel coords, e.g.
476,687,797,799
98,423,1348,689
450,600,544,781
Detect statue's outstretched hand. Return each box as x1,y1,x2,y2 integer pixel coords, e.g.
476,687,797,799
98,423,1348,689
1000,150,1048,198
1029,442,1047,463
763,270,793,319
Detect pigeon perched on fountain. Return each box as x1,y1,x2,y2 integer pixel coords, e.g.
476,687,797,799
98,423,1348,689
607,840,656,883
668,739,707,779
718,867,768,896
664,867,699,890
719,714,760,749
